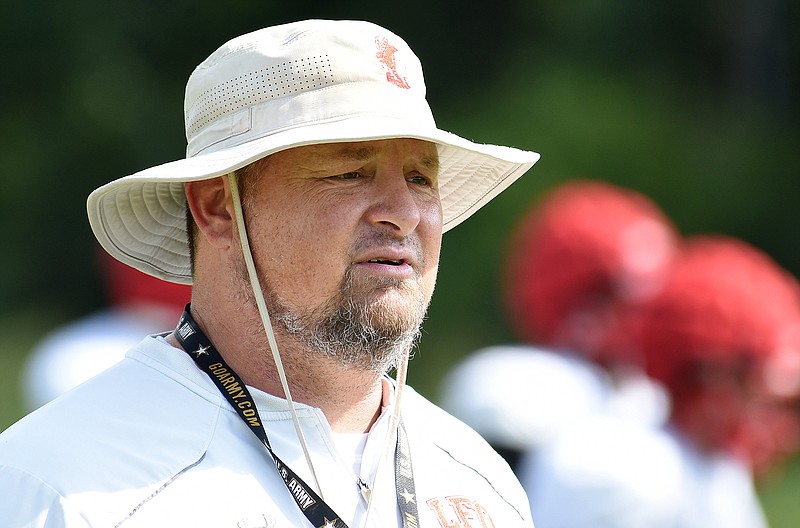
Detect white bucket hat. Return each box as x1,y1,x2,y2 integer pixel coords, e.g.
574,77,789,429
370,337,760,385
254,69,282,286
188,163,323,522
87,19,540,284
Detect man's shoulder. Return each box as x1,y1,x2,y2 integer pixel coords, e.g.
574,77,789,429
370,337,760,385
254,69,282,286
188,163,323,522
400,386,535,526
401,385,500,451
2,337,220,459
401,386,520,483
0,337,222,523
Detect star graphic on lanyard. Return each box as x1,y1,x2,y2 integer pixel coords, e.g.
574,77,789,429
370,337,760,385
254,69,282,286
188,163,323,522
194,344,210,357
400,488,416,505
320,518,338,528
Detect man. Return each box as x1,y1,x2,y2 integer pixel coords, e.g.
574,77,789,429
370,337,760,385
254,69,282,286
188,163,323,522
0,19,539,528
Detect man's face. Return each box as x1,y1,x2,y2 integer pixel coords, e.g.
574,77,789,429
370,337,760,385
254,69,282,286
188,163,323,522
236,139,442,372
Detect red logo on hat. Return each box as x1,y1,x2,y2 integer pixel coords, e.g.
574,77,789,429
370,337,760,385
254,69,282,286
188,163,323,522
375,37,410,89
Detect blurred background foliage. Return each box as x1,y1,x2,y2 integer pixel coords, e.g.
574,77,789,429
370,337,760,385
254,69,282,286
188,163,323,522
1,0,798,524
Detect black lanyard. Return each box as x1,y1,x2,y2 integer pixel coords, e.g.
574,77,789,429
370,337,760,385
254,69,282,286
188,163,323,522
174,305,419,528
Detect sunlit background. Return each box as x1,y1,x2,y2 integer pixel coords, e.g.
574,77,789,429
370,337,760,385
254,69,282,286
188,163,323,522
1,1,798,524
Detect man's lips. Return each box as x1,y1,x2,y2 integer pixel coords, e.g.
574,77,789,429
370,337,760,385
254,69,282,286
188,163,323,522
355,249,418,277
356,245,418,265
356,260,415,281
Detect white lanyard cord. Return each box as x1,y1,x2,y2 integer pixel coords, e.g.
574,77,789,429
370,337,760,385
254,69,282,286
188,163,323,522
362,347,410,527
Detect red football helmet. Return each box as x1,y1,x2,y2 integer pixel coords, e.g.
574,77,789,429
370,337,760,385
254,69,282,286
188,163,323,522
503,180,679,368
634,235,800,470
98,249,191,312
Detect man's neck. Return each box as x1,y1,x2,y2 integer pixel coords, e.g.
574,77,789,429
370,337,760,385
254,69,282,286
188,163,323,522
166,313,385,434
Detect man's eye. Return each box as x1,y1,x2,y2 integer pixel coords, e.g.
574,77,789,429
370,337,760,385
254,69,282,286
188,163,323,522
336,172,361,180
407,175,431,186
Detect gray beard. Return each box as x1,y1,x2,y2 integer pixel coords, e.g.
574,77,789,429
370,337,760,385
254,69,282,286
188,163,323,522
237,262,428,374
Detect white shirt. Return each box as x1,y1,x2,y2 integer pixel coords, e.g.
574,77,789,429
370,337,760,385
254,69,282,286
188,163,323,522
0,336,533,528
520,415,768,528
668,429,769,528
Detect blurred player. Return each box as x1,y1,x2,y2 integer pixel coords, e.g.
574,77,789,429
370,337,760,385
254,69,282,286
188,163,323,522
634,235,800,526
525,235,800,527
503,179,680,425
441,180,679,470
22,250,191,410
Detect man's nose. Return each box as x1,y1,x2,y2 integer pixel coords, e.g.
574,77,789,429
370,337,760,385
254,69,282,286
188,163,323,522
364,172,422,237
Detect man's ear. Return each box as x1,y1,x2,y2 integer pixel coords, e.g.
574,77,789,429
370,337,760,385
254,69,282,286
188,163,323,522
185,177,235,249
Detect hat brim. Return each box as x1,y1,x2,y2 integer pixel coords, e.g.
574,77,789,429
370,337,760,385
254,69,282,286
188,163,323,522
87,115,539,284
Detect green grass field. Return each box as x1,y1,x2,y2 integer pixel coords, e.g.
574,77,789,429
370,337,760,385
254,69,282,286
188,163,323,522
2,309,799,526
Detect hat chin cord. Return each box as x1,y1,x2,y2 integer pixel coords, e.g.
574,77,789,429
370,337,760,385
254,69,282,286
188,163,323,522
227,174,409,526
227,174,323,497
